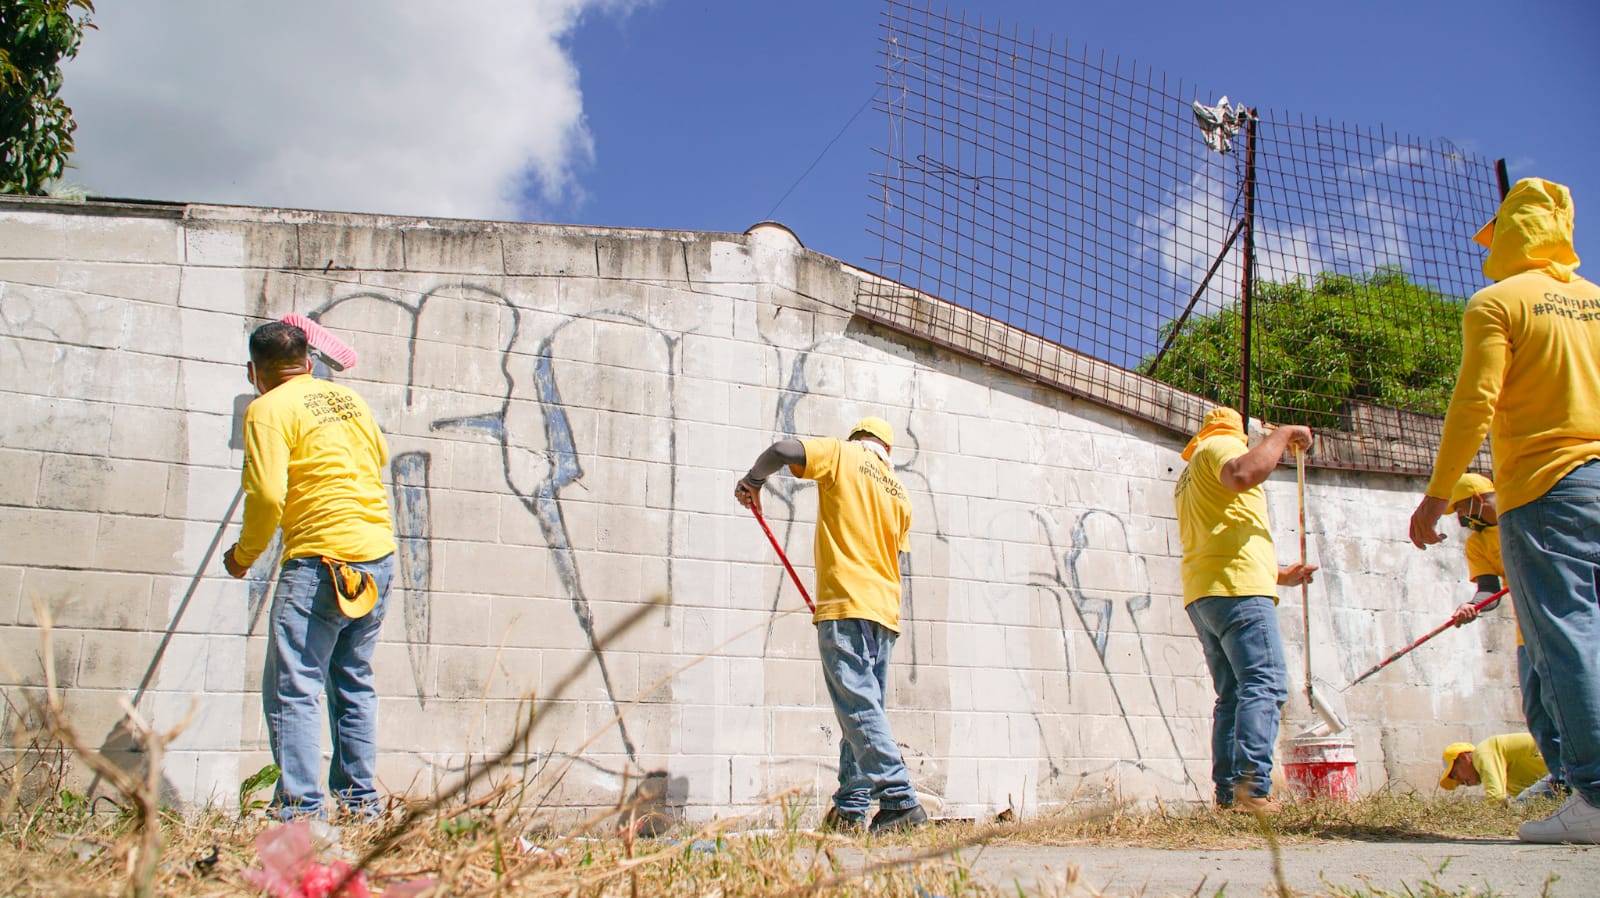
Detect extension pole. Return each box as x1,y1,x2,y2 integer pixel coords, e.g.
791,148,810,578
749,505,815,613
1296,445,1311,713
1237,111,1259,430
1344,587,1510,689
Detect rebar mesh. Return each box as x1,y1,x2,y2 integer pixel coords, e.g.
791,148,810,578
859,0,1500,474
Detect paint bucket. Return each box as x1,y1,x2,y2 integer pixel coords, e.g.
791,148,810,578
1284,735,1358,801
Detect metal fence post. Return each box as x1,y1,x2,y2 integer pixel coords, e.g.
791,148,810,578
1238,112,1259,431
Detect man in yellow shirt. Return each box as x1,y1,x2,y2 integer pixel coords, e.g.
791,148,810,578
1447,474,1564,797
1174,408,1315,814
734,417,924,833
223,321,396,819
1440,734,1549,803
1410,178,1600,842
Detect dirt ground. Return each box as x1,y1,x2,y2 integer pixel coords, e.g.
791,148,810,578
964,839,1595,897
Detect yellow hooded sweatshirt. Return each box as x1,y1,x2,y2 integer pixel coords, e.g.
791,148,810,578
1426,178,1600,513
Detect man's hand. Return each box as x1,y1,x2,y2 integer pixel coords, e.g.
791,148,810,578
1452,602,1480,627
1409,495,1451,549
223,544,249,579
1278,562,1318,586
734,476,765,516
1278,425,1315,453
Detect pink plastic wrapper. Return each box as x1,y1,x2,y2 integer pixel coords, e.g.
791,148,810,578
241,821,371,898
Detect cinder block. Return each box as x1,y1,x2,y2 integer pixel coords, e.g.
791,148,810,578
0,282,128,348
0,565,22,625
436,540,547,598
0,392,114,456
503,232,599,277
402,225,504,274
297,223,404,271
176,265,262,315
93,514,188,575
0,623,81,687
23,568,153,630
595,236,688,282
184,219,298,268
76,630,162,689
64,214,181,264
36,455,169,515
164,465,242,521
0,448,42,505
0,210,70,258
0,506,100,568
63,261,182,308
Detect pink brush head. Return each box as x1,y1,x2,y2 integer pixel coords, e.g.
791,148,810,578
280,313,357,371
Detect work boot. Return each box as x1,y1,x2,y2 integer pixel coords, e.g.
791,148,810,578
869,804,928,833
1519,793,1600,844
1229,794,1282,815
819,806,866,834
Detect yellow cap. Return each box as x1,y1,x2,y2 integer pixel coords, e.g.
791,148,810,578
1440,742,1475,790
849,417,894,450
325,558,379,619
1449,473,1494,508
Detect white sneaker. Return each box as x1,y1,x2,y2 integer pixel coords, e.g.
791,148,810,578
1518,793,1600,844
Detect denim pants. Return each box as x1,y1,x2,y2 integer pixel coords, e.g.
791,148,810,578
1186,595,1289,803
1517,644,1565,786
1500,460,1600,807
264,553,393,819
816,619,918,816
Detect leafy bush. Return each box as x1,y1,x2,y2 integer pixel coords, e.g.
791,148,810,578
1147,267,1465,429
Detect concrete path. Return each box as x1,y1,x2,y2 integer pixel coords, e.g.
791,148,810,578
961,839,1595,897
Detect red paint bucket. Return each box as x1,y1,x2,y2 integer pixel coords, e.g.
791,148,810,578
1284,735,1358,801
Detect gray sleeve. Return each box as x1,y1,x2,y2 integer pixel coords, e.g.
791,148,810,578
744,439,807,483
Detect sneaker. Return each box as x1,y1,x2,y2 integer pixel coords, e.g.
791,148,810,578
869,804,929,834
819,806,866,834
1228,794,1283,816
1519,793,1600,844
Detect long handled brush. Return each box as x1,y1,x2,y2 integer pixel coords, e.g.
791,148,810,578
749,505,814,613
1343,587,1510,690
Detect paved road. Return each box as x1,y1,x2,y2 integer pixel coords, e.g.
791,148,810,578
966,839,1596,897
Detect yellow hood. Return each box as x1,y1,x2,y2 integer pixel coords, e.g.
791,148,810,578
1479,178,1580,283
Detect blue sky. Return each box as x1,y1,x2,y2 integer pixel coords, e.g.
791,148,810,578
65,0,1599,275
563,0,1599,271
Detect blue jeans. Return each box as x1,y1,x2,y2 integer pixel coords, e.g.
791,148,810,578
816,619,918,816
1186,595,1289,803
1500,460,1600,807
264,553,393,819
1517,644,1565,786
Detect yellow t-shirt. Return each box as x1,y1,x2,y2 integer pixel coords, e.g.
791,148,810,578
1464,525,1520,645
1473,732,1548,802
1174,434,1278,605
235,374,396,567
1427,270,1600,513
795,438,912,631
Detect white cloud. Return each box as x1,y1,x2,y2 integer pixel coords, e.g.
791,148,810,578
61,1,644,220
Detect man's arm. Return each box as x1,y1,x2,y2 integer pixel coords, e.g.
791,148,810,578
1453,574,1504,626
733,439,807,516
1412,299,1508,548
1218,425,1314,493
226,419,290,577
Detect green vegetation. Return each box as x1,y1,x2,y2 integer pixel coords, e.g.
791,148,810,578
1148,267,1466,429
0,0,95,195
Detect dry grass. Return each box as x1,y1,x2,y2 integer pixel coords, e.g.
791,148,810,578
1,598,1562,897
0,785,1562,897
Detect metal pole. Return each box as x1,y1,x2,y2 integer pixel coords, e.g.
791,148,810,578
1238,112,1259,431
1495,158,1511,199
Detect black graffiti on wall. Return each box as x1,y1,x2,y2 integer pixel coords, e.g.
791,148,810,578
309,286,685,762
1032,507,1199,793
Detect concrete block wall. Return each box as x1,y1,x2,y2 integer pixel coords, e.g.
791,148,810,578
0,198,1522,819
